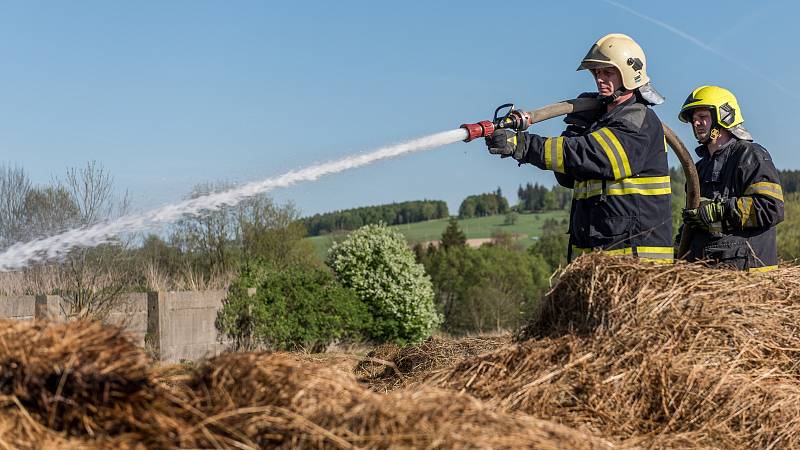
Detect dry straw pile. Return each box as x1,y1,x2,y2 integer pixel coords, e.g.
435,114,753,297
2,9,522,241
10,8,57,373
184,352,613,449
357,334,510,390
0,320,191,449
430,254,800,448
0,319,610,449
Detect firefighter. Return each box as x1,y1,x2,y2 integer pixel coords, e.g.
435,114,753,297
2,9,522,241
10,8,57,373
678,86,783,272
485,33,673,262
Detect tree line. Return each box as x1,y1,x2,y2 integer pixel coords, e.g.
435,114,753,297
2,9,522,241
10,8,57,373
516,183,572,212
458,188,509,218
302,200,449,236
301,182,578,235
779,170,800,194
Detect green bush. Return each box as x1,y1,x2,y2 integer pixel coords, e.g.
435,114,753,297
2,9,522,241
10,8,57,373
216,262,371,351
778,193,800,261
529,218,569,269
327,223,441,345
422,244,550,334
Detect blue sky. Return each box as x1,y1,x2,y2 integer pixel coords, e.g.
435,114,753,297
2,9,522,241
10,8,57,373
0,1,797,218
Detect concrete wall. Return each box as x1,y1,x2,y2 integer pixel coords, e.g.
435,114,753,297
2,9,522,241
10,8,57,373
147,290,227,363
35,295,67,321
105,293,148,347
0,290,229,362
32,294,147,346
0,295,36,321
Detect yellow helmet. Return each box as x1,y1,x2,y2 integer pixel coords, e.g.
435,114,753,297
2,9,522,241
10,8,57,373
678,85,744,128
577,33,650,90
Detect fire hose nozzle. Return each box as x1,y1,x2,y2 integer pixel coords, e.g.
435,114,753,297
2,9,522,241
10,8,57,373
460,120,495,142
460,104,532,143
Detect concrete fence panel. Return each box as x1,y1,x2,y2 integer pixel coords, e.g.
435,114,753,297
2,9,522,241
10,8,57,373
2,290,230,362
105,292,148,347
0,295,36,321
147,290,228,362
34,295,68,321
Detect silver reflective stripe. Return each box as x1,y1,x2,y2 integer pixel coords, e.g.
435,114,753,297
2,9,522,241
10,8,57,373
592,130,628,179
744,182,784,201
637,250,673,259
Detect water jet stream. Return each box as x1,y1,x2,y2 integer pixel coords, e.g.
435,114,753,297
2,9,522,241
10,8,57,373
0,128,467,271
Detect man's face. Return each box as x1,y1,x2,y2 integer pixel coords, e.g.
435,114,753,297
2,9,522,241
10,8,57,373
592,67,623,97
691,108,714,142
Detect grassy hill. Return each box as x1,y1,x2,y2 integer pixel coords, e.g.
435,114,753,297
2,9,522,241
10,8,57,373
306,210,568,259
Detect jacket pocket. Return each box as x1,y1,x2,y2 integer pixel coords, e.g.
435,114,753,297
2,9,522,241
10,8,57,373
702,235,752,271
588,216,634,248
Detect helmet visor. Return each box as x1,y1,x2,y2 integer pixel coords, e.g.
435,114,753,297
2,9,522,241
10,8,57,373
577,59,615,71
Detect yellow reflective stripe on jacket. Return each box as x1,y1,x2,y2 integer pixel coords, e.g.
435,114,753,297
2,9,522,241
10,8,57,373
543,136,565,173
590,127,631,180
736,197,758,227
748,265,778,273
744,181,784,202
573,176,671,200
572,245,673,262
599,128,632,178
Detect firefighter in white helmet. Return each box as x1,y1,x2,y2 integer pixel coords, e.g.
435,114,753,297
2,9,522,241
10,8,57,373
486,33,673,262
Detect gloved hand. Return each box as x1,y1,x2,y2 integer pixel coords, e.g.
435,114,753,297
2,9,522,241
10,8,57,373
485,129,525,160
563,92,603,131
683,197,725,232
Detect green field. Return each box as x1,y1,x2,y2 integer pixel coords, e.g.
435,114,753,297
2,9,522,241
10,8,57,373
307,211,569,259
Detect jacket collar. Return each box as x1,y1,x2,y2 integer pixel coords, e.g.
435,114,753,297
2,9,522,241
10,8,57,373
694,137,738,159
599,95,638,122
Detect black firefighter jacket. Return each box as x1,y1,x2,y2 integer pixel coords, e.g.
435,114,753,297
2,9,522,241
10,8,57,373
682,139,784,272
513,95,673,262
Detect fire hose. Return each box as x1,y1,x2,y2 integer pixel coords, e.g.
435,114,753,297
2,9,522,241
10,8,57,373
460,98,699,260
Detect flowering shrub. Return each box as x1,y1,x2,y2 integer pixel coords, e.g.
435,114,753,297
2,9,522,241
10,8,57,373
327,224,441,345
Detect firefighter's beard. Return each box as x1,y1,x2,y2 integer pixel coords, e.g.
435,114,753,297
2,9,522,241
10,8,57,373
693,125,714,144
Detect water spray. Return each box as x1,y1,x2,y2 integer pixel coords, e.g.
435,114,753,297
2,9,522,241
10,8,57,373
0,129,467,271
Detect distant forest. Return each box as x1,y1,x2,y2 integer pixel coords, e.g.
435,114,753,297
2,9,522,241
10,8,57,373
458,188,510,218
302,200,449,236
780,170,800,194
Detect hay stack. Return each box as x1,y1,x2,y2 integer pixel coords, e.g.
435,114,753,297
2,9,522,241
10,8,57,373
429,254,800,448
353,342,400,379
0,409,151,449
359,334,510,390
0,319,190,448
184,352,614,449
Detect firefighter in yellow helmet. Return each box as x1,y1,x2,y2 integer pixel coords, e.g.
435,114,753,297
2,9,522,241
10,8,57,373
485,34,673,263
678,86,784,271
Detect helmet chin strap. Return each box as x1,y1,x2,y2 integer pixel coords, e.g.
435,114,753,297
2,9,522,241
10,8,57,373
696,126,721,145
599,87,627,106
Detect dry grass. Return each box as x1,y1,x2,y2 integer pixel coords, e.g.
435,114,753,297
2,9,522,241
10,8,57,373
0,261,234,297
428,254,800,448
0,265,66,297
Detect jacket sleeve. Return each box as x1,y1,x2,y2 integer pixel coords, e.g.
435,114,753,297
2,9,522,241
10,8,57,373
551,129,581,188
725,145,784,230
515,118,651,181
